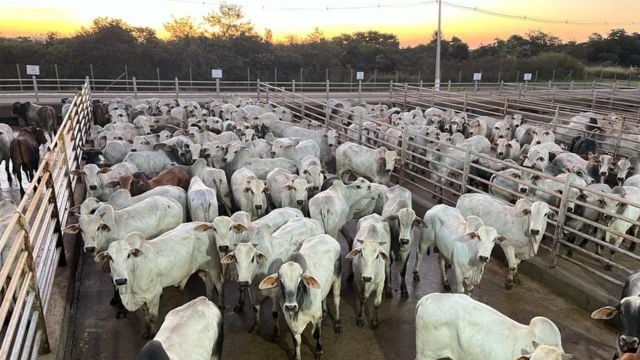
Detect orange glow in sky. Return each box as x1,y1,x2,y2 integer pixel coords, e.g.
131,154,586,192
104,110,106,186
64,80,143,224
1,0,639,47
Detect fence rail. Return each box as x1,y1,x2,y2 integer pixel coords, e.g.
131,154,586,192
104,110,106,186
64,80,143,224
258,81,640,290
0,80,92,358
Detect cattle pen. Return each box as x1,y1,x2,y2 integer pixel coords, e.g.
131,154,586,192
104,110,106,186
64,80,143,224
1,79,638,359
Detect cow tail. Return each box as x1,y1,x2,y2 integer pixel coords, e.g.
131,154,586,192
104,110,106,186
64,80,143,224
49,107,57,135
320,207,331,236
11,139,25,177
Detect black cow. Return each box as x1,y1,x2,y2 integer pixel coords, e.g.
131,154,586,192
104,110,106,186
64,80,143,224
10,127,48,195
569,136,599,156
12,102,57,139
591,271,640,358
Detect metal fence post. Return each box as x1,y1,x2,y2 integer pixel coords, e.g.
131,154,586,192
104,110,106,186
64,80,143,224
358,80,362,102
246,67,250,94
551,105,560,133
156,67,161,91
174,77,179,98
399,128,409,183
292,80,296,93
447,80,451,92
613,117,626,158
460,146,472,194
550,176,573,267
463,91,468,112
125,65,129,91
132,77,138,99
404,83,408,107
16,63,23,91
503,97,509,115
32,76,39,102
389,80,393,102
257,79,261,101
216,78,220,95
54,64,60,91
591,90,597,110
90,63,95,90
326,80,330,101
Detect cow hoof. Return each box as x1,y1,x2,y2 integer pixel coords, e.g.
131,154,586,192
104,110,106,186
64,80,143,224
370,320,379,330
505,282,513,290
413,272,421,282
334,320,343,333
604,263,613,271
401,290,409,299
513,276,521,285
443,283,451,292
233,304,244,313
314,350,323,360
356,318,364,327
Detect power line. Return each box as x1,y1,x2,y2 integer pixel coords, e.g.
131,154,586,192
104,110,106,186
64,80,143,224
262,1,436,11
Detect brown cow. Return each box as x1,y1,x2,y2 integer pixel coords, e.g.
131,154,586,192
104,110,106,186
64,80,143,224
621,350,640,360
12,102,57,140
127,168,190,196
10,127,47,195
92,100,109,127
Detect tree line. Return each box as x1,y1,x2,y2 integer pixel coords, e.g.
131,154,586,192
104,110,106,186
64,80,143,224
0,4,638,83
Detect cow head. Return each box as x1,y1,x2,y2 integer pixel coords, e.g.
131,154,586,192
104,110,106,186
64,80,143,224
531,128,555,145
386,208,423,248
101,232,147,291
76,197,102,216
284,178,310,208
223,142,245,163
492,121,511,140
301,164,324,193
259,260,319,317
221,241,268,288
518,201,554,242
212,216,248,254
616,158,633,185
73,164,110,194
511,114,523,129
377,148,399,174
345,239,389,283
592,296,640,354
523,148,549,172
517,342,572,360
466,226,503,263
493,138,510,159
68,205,115,253
244,179,269,218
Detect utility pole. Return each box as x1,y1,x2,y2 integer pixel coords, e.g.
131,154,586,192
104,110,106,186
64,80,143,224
434,0,442,91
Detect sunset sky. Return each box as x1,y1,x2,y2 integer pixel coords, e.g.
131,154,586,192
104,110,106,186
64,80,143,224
1,0,639,47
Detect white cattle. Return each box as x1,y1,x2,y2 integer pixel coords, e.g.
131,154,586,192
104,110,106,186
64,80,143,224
489,169,528,203
212,211,252,254
266,168,310,212
493,138,521,161
176,158,232,214
281,127,338,166
99,223,223,338
231,167,269,220
188,176,219,222
299,155,325,193
122,146,183,177
221,218,324,335
531,127,556,145
309,178,375,239
530,173,586,213
73,163,137,201
346,214,391,329
416,293,566,360
259,235,343,360
457,194,554,289
336,142,399,185
551,152,595,184
73,186,187,217
490,119,512,142
604,186,640,269
137,297,223,360
64,196,184,253
224,142,297,179
275,139,321,169
381,185,422,298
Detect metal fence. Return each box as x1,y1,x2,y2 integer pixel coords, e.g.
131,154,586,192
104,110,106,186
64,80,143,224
0,80,92,358
257,81,640,289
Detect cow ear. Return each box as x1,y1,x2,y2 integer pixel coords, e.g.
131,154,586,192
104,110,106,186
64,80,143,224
506,142,512,148
104,180,120,188
130,248,143,257
466,231,478,239
345,248,361,259
414,217,425,227
71,169,85,176
258,274,279,289
547,211,557,220
220,252,236,264
302,275,321,289
94,252,111,273
64,224,80,233
97,167,111,174
590,305,618,320
69,204,82,215
256,252,268,262
232,223,247,232
302,169,309,175
243,187,251,193
283,183,294,191
491,142,497,149
263,187,271,193
99,223,111,232
379,251,390,263
562,354,574,360
520,208,531,216
385,214,398,222
496,235,508,243
376,157,385,164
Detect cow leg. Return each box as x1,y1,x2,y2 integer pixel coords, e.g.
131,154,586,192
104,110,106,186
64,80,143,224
234,287,245,313
312,321,323,359
438,254,451,291
249,301,261,334
4,160,12,186
140,301,158,340
110,286,127,319
371,289,383,330
384,262,392,299
502,245,517,290
331,270,342,333
292,332,302,360
399,255,409,298
355,296,365,327
271,306,280,342
413,227,432,282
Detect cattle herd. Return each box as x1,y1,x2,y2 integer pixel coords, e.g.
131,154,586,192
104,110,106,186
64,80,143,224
1,93,640,360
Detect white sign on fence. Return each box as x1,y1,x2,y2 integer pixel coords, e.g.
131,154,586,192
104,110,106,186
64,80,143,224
356,71,364,80
523,73,533,81
26,65,40,76
473,72,482,81
211,69,223,79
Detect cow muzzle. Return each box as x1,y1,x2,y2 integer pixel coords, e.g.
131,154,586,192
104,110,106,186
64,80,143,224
218,245,229,253
530,229,540,236
85,246,96,253
618,177,625,183
519,187,528,193
296,200,304,205
400,238,411,245
600,171,607,176
620,335,639,352
362,276,373,283
284,303,298,312
238,281,250,289
89,185,98,191
497,152,504,156
114,278,127,286
479,255,489,263
255,204,263,210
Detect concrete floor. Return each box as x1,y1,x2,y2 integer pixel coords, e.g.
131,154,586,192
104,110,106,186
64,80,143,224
66,226,616,360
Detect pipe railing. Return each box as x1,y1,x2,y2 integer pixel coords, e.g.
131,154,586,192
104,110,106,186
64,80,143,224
0,80,92,358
